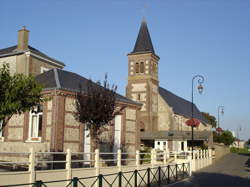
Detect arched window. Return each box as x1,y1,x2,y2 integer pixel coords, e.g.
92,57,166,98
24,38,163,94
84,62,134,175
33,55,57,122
140,62,144,73
135,63,139,73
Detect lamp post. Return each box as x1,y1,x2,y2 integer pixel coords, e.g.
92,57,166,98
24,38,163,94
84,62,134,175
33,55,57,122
217,106,224,128
191,75,205,158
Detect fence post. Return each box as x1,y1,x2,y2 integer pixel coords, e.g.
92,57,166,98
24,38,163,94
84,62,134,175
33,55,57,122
72,177,78,187
136,150,140,170
174,151,177,161
134,170,138,187
29,147,35,184
158,166,161,185
163,150,167,165
35,180,43,187
187,155,192,176
150,149,154,168
117,149,122,172
66,149,72,180
147,168,151,187
175,164,178,181
167,165,170,184
118,172,122,187
98,174,103,187
208,149,212,165
95,149,100,176
182,163,185,178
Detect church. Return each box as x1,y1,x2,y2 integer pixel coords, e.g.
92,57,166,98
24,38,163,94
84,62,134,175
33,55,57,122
0,21,212,160
126,20,213,152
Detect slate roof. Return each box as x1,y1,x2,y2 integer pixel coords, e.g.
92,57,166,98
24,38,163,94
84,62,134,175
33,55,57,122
159,87,208,124
0,45,65,67
141,131,212,141
130,20,156,55
36,68,141,106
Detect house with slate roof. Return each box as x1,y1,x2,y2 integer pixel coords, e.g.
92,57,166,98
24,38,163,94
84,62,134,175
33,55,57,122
0,27,141,159
126,20,213,152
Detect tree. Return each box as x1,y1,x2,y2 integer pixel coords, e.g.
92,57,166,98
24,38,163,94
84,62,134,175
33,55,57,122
75,74,123,151
246,138,250,145
213,130,235,146
0,64,44,135
201,112,217,128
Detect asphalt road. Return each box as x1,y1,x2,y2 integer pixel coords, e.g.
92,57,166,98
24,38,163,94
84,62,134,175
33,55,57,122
168,153,250,187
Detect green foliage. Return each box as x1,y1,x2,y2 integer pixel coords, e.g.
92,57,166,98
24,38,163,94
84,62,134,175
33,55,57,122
246,138,250,145
75,74,121,147
0,64,43,128
140,147,151,164
230,147,250,154
213,130,235,146
201,112,217,128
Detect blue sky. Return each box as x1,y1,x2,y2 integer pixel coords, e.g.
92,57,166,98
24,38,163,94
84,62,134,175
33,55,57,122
1,0,249,140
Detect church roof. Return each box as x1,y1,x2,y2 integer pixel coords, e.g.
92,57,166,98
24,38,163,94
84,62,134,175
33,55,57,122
159,87,208,124
36,68,141,106
0,45,65,67
130,20,156,55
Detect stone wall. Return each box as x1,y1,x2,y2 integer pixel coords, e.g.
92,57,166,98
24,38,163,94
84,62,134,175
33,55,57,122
157,94,172,131
0,55,17,75
213,143,230,161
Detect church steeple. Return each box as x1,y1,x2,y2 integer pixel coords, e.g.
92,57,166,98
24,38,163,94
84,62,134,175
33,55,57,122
126,20,160,132
131,20,155,55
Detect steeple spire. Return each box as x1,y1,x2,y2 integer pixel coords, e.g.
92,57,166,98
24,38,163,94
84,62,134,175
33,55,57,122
131,20,155,54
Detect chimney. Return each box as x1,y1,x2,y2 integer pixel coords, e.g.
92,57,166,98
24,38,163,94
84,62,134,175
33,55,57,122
17,26,29,51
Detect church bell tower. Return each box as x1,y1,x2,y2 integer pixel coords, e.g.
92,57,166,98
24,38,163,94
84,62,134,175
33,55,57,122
126,20,160,132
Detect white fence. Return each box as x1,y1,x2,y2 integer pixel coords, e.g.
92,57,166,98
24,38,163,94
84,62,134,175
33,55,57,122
0,148,212,186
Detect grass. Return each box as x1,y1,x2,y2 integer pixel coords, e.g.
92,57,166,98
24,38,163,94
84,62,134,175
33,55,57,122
230,147,250,154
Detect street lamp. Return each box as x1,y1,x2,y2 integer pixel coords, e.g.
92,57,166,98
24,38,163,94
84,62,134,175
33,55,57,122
217,106,224,128
191,75,205,158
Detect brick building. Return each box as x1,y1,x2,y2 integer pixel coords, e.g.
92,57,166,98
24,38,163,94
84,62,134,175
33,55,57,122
0,27,141,157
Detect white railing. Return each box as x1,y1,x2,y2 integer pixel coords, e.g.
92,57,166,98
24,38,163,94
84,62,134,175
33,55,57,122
0,148,212,184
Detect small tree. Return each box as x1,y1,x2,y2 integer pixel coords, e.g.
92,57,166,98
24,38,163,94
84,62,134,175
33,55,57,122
201,112,217,128
0,64,44,135
246,138,250,145
213,130,235,146
75,74,123,151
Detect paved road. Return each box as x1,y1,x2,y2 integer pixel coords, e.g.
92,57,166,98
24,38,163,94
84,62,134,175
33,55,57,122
168,153,250,187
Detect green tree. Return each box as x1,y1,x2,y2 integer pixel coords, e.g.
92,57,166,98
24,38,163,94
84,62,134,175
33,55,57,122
213,130,235,146
246,138,250,145
0,64,44,134
201,112,217,128
75,74,124,151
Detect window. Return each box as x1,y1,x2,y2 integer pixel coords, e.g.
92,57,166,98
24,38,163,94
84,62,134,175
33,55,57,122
135,63,139,73
140,62,144,73
137,93,141,101
28,105,43,141
157,141,160,145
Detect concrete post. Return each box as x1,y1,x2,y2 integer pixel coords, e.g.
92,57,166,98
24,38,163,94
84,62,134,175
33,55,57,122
163,150,167,165
174,151,177,161
187,155,192,176
136,150,140,170
29,147,35,184
66,149,72,180
95,149,100,176
151,149,156,167
117,149,122,172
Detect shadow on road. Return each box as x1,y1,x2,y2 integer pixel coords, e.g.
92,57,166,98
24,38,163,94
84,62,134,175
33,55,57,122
186,172,250,187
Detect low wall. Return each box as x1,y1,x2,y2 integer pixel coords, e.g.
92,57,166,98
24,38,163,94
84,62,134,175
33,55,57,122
213,143,230,161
